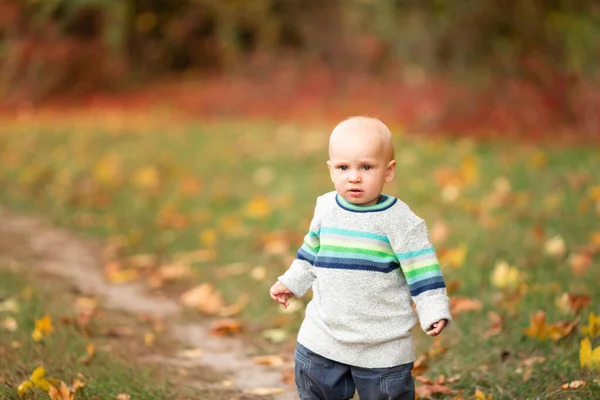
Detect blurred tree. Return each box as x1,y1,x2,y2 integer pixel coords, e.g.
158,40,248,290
0,0,598,105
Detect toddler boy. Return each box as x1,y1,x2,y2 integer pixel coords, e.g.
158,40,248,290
270,117,451,400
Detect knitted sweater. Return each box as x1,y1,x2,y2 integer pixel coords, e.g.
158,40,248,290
278,191,452,368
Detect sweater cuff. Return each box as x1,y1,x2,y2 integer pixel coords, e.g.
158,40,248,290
414,288,452,332
277,259,315,297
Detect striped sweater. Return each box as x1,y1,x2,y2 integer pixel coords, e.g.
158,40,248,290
278,191,452,368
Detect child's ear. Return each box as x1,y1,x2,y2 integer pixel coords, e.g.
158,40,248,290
327,160,334,182
385,160,396,183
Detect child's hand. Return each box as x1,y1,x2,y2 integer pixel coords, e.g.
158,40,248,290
426,319,447,336
269,281,295,309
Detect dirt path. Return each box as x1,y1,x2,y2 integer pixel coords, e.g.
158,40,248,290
0,207,297,400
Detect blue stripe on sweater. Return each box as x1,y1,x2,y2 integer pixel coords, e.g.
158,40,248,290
408,276,446,296
315,258,399,273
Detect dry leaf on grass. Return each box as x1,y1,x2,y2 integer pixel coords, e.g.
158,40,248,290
450,297,482,315
252,355,285,367
210,318,242,336
561,380,588,390
180,283,224,315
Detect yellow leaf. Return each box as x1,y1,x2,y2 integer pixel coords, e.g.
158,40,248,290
491,260,521,290
244,195,272,219
439,245,467,269
581,312,600,337
474,389,492,399
132,166,160,189
460,155,479,185
144,332,155,347
93,155,122,186
17,379,34,397
35,315,53,335
199,228,218,246
32,328,43,342
261,328,289,343
580,337,600,370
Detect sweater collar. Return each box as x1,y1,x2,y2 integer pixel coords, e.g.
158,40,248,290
335,193,397,213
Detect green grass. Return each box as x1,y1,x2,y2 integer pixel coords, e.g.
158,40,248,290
1,113,600,398
0,267,201,399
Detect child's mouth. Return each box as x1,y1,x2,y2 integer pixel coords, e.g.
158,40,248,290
349,189,363,196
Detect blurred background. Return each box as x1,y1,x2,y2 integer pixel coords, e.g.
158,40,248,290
1,1,600,399
1,0,599,137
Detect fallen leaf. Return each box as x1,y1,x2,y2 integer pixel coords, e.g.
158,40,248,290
180,283,224,315
450,297,483,315
561,380,588,390
74,297,99,314
0,298,19,313
485,311,503,337
177,348,204,359
32,315,53,342
2,316,17,332
411,354,429,376
252,355,285,367
104,261,138,284
546,318,579,341
544,235,566,257
438,245,467,269
581,312,600,337
555,293,591,314
523,311,547,340
261,328,289,343
210,318,242,336
199,229,218,246
415,378,456,397
244,195,272,219
144,332,155,347
250,266,267,281
568,252,592,276
48,381,74,400
474,389,493,399
116,394,131,400
491,260,521,290
18,366,60,397
580,337,600,370
427,338,448,358
79,344,95,364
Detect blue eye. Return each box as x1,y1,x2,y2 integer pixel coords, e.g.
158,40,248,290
363,165,372,171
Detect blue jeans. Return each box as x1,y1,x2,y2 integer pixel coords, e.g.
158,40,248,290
294,343,415,400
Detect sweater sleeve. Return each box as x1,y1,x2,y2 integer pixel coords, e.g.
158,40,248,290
391,219,452,332
277,197,322,297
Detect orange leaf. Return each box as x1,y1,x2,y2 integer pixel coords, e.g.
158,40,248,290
450,297,482,315
180,283,224,315
523,311,547,340
210,318,242,336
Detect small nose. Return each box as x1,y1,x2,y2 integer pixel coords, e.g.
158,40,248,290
348,170,361,182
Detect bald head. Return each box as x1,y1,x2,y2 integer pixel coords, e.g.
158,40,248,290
329,117,395,162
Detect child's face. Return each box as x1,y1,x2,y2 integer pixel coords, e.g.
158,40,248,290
327,127,396,206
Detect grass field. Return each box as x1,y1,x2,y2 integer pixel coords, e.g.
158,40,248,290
0,263,205,399
1,112,599,398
